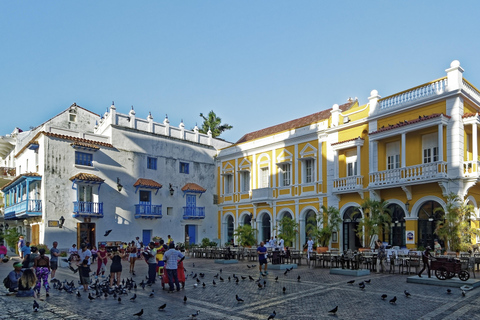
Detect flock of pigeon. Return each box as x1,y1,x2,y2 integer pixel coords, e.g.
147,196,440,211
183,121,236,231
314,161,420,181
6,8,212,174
27,256,470,319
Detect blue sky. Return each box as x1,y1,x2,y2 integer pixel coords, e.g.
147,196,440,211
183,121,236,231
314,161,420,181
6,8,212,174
1,1,480,143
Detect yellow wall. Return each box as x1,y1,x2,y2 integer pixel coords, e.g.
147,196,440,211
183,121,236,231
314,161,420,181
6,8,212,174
377,101,446,129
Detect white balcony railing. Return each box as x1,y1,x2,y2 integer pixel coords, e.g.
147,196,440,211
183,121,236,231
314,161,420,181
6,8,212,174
379,77,447,111
463,161,480,177
333,176,363,192
369,161,447,187
251,188,273,202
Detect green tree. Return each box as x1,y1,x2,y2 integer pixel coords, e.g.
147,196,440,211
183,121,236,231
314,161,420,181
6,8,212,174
435,193,480,252
308,206,342,247
199,110,233,138
355,199,391,248
277,216,299,247
233,224,256,247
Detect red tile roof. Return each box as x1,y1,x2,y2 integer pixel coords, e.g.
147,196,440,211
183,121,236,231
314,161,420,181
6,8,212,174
16,131,113,158
69,173,105,182
133,178,162,189
181,183,206,193
463,113,478,119
234,102,354,144
0,173,41,191
331,137,364,146
369,113,450,135
71,141,100,150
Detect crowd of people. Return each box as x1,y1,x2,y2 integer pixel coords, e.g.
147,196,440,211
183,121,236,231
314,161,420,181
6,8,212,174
5,234,186,297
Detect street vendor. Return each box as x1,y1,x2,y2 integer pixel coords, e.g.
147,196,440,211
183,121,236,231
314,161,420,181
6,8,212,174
418,246,434,278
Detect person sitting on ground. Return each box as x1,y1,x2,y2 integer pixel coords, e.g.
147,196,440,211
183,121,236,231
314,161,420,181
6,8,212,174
16,268,37,297
7,262,23,293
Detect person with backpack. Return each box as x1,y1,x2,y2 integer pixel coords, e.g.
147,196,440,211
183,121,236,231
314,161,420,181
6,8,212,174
5,262,23,293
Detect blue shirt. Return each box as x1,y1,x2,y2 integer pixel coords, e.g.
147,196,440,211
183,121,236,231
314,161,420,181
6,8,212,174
163,249,184,270
257,246,267,260
21,246,31,256
50,248,60,262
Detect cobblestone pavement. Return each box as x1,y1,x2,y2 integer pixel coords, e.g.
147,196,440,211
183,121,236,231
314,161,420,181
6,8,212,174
1,255,480,320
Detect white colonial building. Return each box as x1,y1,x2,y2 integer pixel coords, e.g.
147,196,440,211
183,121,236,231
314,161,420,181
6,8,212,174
1,103,231,250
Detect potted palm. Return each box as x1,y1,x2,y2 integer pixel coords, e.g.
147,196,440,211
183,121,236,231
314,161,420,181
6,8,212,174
277,216,299,248
355,199,391,250
233,224,256,247
308,206,342,252
435,193,480,253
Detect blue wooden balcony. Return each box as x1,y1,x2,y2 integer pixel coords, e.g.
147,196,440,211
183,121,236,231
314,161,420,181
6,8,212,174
73,201,103,218
4,199,42,220
183,206,205,219
134,204,162,219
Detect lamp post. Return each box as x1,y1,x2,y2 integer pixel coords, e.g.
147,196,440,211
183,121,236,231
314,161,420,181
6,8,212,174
116,178,123,192
404,201,410,216
59,216,65,228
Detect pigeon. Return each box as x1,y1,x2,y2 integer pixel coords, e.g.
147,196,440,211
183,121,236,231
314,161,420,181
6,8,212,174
389,296,397,304
258,282,263,289
252,265,257,267
358,282,364,286
104,230,112,237
275,276,278,282
214,273,219,278
462,290,466,297
184,295,188,303
263,280,266,287
447,289,452,294
158,303,166,311
76,291,81,297
247,265,251,268
404,290,411,297
347,280,355,284
297,275,301,282
235,278,239,284
241,276,247,280
283,286,286,294
328,306,338,315
268,310,276,320
365,279,371,284
284,270,289,276
193,273,197,279
359,283,365,290
194,283,198,288
228,276,231,282
213,280,216,286
189,310,200,318
193,263,195,267
88,293,95,301
133,309,143,317
236,294,244,302
220,268,222,273
130,294,137,301
118,297,121,303
196,278,200,284
381,294,387,300
149,290,155,297
33,300,39,312
202,282,206,288
220,276,224,282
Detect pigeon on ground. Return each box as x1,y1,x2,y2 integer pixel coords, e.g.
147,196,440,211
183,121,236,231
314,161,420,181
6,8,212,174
118,297,121,303
130,293,137,301
447,289,452,294
213,280,216,286
249,275,254,281
236,294,244,302
76,291,81,297
202,282,206,288
283,286,286,294
33,300,39,312
241,276,247,280
149,290,155,297
220,268,222,273
184,295,188,303
462,290,466,297
347,280,355,284
196,278,200,284
358,281,364,286
381,294,387,300
228,276,231,282
359,283,365,290
133,309,143,317
328,306,338,314
268,310,276,320
158,303,166,310
404,290,411,297
189,310,200,318
88,293,95,301
104,230,112,237
275,276,278,282
247,265,251,268
297,275,301,282
214,273,219,278
284,270,289,276
389,296,397,304
235,278,239,284
220,276,224,282
193,263,195,267
365,279,371,283
258,283,263,289
193,273,197,278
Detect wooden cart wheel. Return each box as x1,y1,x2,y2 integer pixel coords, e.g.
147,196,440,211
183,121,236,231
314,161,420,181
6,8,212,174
435,267,447,280
459,270,470,281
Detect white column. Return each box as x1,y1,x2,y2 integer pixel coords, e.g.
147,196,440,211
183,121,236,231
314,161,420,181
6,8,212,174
473,123,478,170
401,133,406,167
356,145,361,176
438,124,443,162
334,150,339,178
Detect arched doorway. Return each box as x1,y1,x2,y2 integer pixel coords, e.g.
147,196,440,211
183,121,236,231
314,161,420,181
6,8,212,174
388,204,406,247
343,206,362,251
226,215,234,244
305,209,316,244
260,213,271,243
417,201,443,249
243,214,252,226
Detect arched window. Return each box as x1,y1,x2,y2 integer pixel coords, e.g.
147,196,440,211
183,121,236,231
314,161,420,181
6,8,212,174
243,214,252,226
343,206,362,251
261,214,271,243
387,204,405,247
226,215,234,243
417,201,443,249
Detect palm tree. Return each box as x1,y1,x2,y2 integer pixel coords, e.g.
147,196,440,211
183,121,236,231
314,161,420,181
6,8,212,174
199,111,233,138
355,199,391,248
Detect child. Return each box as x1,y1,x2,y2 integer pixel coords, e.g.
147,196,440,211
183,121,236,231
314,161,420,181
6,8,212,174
78,259,91,291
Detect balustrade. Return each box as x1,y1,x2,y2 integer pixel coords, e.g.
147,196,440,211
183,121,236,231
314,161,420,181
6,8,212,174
369,161,447,187
332,175,363,192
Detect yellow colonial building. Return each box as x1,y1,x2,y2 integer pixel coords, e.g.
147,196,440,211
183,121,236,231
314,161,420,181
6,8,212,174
216,60,480,251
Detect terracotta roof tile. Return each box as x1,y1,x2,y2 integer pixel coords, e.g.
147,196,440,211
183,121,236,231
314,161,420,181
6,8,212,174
181,183,206,193
463,113,477,119
369,113,450,135
331,137,364,146
0,173,41,191
16,131,113,158
235,101,354,144
71,141,100,150
133,178,162,189
69,173,105,182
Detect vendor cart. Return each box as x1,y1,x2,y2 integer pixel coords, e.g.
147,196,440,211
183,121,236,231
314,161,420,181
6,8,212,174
431,257,470,281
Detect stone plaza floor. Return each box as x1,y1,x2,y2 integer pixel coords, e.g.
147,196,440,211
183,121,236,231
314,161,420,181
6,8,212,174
1,254,480,319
